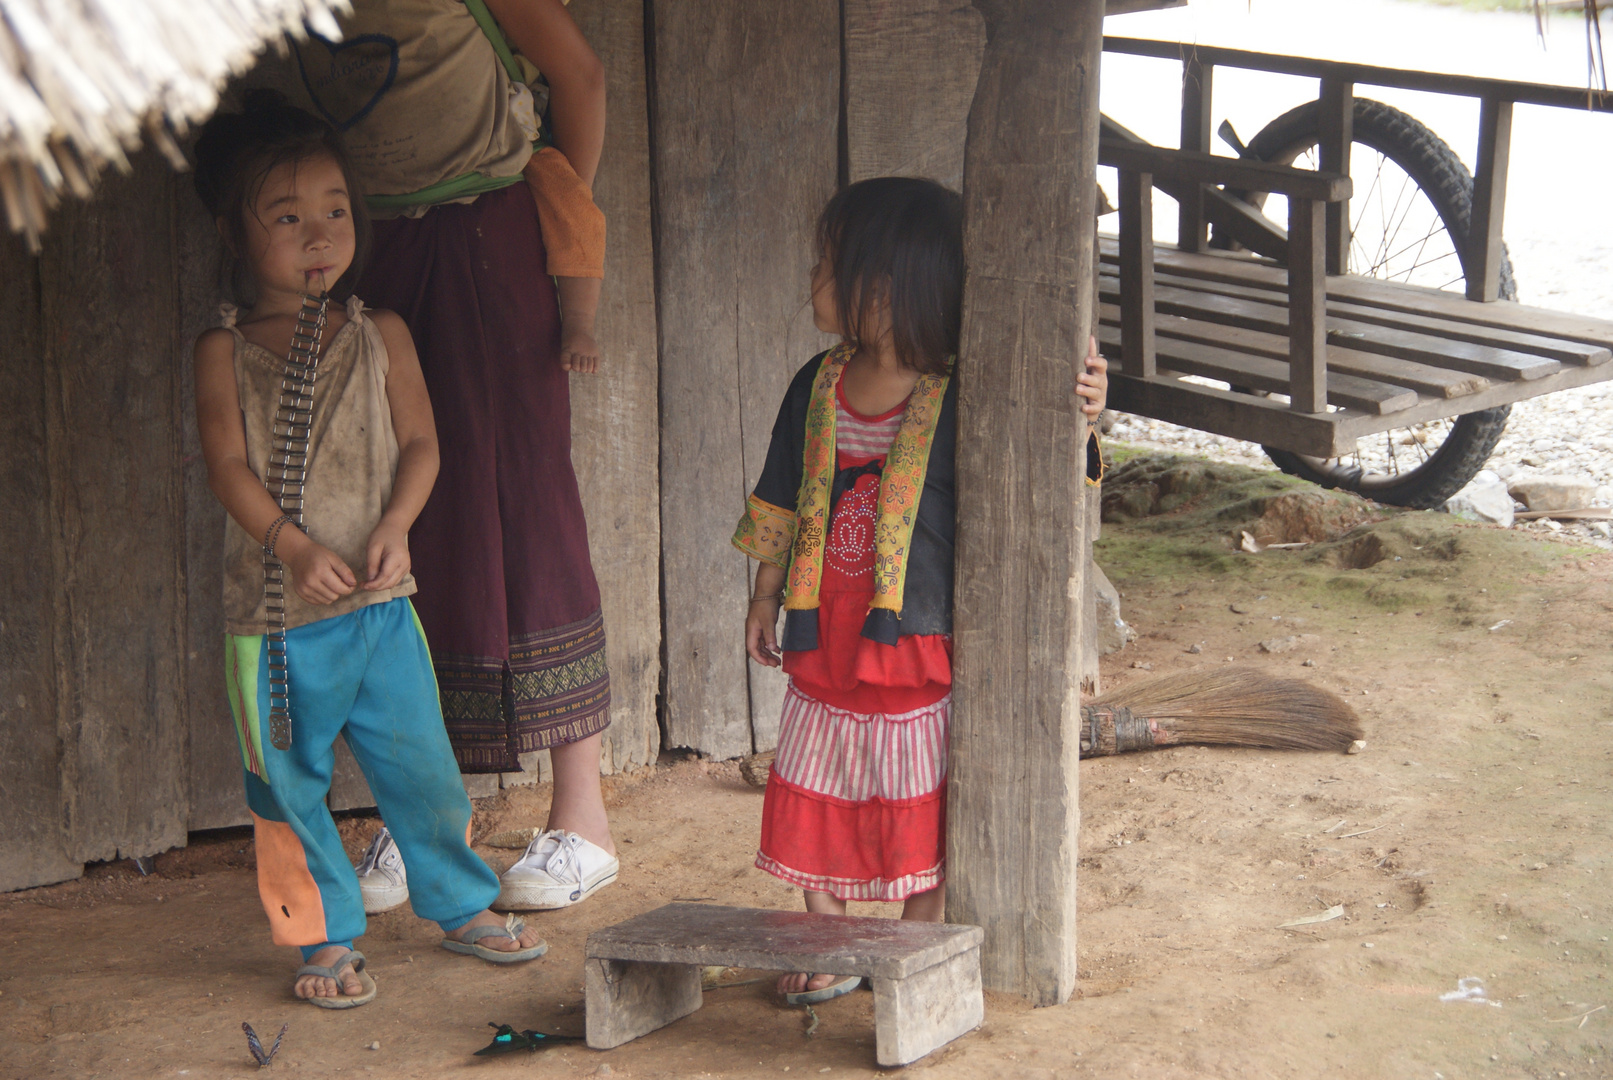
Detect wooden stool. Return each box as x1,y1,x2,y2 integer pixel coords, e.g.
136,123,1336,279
585,903,984,1066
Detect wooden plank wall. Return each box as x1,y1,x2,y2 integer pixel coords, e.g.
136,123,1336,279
843,0,985,187
651,0,840,760
566,0,663,776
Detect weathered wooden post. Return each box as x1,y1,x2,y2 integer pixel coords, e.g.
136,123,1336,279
947,0,1104,1006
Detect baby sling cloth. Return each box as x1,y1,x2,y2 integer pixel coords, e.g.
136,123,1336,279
261,292,332,750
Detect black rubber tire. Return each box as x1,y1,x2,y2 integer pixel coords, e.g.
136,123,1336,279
1216,98,1516,509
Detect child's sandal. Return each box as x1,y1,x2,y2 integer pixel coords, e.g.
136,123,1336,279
295,949,377,1009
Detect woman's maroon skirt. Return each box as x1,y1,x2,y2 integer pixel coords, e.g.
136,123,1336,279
356,184,610,772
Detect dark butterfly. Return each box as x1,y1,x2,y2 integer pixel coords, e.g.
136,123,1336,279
473,1022,585,1056
243,1021,288,1068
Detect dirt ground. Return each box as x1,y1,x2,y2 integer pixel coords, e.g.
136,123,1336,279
3,452,1611,1080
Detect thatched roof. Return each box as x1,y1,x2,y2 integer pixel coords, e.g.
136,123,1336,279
0,0,350,250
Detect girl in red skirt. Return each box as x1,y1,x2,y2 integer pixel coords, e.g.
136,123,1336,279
734,178,1108,1002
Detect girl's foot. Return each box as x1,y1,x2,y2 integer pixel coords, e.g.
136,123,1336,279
778,973,864,1004
444,909,547,953
294,946,367,1000
778,972,839,996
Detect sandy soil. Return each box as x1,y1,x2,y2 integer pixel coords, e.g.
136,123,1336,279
3,454,1612,1080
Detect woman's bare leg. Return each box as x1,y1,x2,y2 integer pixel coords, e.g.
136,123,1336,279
544,732,616,855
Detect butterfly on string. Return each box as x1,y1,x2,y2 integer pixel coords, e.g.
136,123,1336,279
242,1021,288,1068
473,1022,584,1056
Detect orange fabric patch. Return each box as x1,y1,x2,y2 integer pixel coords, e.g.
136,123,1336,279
524,146,605,278
250,812,328,947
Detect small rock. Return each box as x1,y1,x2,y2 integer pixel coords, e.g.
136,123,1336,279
1507,475,1597,513
1594,485,1613,507
1591,522,1612,540
596,1066,614,1077
1186,643,1203,654
1441,474,1514,528
1347,740,1366,754
1258,634,1316,655
1302,658,1316,667
367,1042,381,1051
1493,462,1518,480
1129,661,1153,670
1230,603,1248,614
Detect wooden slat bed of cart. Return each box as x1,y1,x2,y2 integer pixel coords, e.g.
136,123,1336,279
1095,232,1613,458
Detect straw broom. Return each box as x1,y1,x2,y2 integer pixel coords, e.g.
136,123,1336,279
1080,667,1363,757
738,667,1363,786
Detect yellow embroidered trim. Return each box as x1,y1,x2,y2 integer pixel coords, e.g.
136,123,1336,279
784,343,855,611
1085,430,1107,488
870,367,950,613
732,494,797,568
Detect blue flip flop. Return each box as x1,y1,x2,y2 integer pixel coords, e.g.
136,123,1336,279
440,914,549,963
784,975,864,1005
296,949,377,1008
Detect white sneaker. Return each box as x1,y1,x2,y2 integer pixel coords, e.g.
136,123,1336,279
496,830,618,911
354,826,409,914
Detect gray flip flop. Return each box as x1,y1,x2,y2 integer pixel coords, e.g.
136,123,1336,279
784,975,864,1005
296,949,377,1009
440,915,549,963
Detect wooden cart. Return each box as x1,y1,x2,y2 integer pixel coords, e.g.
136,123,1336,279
1098,37,1613,507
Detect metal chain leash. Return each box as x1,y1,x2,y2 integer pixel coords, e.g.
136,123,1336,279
262,291,331,751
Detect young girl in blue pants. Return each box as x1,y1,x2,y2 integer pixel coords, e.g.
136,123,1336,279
735,177,1108,1002
191,94,546,1008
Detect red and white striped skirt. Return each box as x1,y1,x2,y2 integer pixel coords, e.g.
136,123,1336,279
755,680,948,901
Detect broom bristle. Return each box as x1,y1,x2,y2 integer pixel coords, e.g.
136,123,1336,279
1089,668,1363,752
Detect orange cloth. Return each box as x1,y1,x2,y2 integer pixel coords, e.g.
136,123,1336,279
523,146,605,278
249,811,328,947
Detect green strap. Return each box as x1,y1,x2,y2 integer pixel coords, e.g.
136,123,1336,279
463,0,525,84
364,0,542,212
365,170,523,212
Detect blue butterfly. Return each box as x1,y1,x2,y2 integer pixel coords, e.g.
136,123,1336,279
242,1021,287,1068
474,1022,584,1056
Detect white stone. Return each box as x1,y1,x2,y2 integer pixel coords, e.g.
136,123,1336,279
1441,477,1514,528
1507,475,1597,513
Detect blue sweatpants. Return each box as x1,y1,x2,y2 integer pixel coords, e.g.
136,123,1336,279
225,597,499,957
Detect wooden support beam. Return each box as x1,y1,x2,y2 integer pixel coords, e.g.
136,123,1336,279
1288,196,1329,412
949,0,1102,1007
1177,57,1212,252
1318,77,1353,275
1117,168,1157,377
1467,97,1513,303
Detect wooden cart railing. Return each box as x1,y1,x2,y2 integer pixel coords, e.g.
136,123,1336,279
1096,38,1613,490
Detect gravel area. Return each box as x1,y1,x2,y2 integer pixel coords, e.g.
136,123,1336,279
1101,0,1613,549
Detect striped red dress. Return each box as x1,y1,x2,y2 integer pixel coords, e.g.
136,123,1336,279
755,382,951,901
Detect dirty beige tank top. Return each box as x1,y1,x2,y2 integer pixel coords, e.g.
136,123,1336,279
222,297,417,636
290,0,531,211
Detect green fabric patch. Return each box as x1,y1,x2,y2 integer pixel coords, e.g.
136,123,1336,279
225,634,269,784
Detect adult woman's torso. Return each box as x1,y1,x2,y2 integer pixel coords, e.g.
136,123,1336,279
291,0,530,203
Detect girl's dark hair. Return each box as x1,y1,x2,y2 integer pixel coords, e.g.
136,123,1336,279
192,89,369,305
816,177,963,376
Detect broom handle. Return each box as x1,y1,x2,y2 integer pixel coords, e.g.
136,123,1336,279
1079,704,1158,757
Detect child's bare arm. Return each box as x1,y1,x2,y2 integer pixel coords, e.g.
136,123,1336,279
364,311,440,590
556,276,602,374
194,329,356,604
485,0,605,186
745,562,787,667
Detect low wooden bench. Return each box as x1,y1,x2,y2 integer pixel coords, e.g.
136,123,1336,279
585,903,984,1066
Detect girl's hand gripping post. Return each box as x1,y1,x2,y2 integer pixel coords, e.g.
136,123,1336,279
1076,334,1109,425
745,563,786,668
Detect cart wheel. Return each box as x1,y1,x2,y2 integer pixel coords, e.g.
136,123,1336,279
1213,98,1515,509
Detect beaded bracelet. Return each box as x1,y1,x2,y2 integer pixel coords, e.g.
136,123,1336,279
262,513,295,557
